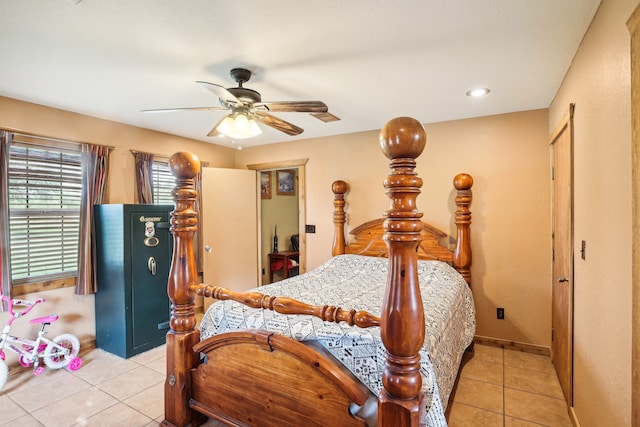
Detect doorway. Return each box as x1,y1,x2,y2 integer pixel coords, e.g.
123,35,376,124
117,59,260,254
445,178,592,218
261,168,299,284
247,159,308,285
550,104,575,406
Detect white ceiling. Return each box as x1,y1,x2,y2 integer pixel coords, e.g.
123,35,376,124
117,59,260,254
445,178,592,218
0,0,600,149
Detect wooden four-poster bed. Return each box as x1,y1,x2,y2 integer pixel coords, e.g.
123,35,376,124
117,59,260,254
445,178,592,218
161,117,475,427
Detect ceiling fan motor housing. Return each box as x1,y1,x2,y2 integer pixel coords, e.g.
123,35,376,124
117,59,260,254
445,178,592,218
228,68,261,103
228,87,261,104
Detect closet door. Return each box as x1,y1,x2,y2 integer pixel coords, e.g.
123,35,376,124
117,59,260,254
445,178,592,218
551,107,574,405
201,168,259,310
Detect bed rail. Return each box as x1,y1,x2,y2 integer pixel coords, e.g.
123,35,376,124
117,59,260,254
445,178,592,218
193,284,380,328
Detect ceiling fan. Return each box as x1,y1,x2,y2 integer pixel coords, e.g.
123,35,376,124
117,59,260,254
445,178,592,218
142,68,339,139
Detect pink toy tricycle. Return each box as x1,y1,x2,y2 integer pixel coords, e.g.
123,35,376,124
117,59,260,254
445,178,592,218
0,296,81,390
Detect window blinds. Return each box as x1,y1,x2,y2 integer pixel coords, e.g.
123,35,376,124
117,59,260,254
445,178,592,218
8,141,82,282
152,160,175,205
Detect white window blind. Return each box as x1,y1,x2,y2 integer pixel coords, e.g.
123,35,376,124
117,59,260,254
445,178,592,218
152,160,175,205
7,140,82,283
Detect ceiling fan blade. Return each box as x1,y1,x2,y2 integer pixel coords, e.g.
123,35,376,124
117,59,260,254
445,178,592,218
254,112,304,136
141,106,228,113
196,81,240,105
310,112,341,122
256,101,328,113
206,116,228,137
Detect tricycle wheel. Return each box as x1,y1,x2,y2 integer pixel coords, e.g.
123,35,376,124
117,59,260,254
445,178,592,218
43,333,80,369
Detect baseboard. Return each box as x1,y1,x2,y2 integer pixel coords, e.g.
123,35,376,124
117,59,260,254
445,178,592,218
79,338,96,355
474,335,550,356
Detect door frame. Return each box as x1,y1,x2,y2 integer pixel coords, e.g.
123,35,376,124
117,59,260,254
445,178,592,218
247,159,308,282
550,103,575,406
627,7,640,424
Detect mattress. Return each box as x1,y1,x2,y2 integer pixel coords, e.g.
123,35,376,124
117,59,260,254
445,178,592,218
200,254,475,426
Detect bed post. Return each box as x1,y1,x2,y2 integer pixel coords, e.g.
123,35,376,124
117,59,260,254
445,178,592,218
453,173,473,286
162,152,205,427
378,117,426,427
332,180,348,256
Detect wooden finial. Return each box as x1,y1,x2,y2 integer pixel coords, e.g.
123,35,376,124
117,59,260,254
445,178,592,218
169,151,201,179
454,173,473,191
379,117,427,161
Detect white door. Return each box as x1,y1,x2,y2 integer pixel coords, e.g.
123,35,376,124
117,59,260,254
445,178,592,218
202,168,259,310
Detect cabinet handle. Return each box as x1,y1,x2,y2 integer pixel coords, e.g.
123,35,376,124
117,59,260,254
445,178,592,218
558,276,569,283
148,257,157,275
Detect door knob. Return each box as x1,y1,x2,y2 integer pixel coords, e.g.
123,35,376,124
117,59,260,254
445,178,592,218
557,276,569,283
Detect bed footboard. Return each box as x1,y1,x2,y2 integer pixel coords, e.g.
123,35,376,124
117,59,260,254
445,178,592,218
191,330,370,427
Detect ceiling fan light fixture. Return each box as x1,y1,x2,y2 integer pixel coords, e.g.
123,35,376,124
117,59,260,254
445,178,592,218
466,87,491,97
216,113,262,139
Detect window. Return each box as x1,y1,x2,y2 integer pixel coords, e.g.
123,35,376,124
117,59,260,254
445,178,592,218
151,160,175,205
7,137,82,284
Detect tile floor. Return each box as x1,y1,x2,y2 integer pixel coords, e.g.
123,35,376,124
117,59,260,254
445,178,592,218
446,344,573,426
0,343,571,426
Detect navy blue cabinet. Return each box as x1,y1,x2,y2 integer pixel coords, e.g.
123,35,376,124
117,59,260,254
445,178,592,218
94,204,173,358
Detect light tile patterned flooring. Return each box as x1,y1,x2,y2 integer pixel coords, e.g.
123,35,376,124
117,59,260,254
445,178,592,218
447,344,573,426
0,343,571,426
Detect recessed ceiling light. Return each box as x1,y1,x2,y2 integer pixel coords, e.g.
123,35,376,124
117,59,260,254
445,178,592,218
466,88,491,97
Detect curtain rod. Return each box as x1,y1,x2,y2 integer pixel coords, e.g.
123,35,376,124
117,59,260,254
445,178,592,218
130,150,210,167
130,150,169,161
1,126,115,150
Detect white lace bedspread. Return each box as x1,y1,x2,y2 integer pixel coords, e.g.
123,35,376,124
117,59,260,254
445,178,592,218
200,254,475,426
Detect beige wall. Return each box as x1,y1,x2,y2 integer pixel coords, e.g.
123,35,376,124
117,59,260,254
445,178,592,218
0,96,236,361
237,109,552,348
549,0,636,425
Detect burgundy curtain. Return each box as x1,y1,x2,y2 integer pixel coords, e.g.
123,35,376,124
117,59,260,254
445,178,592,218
134,151,154,204
0,132,10,301
75,144,111,295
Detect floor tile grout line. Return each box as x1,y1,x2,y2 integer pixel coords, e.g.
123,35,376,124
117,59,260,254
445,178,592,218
451,400,505,416
503,383,566,401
